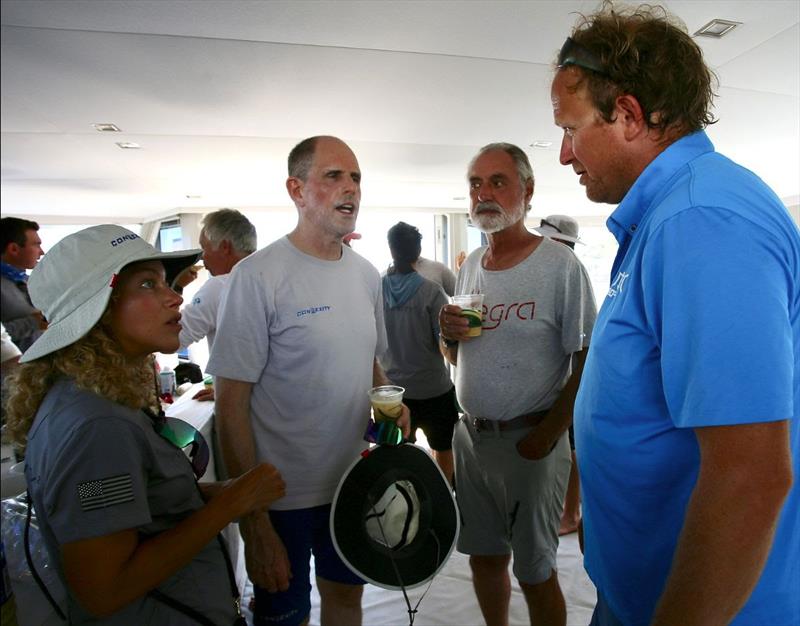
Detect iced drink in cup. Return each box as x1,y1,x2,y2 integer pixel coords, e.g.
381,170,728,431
451,293,485,337
367,385,405,423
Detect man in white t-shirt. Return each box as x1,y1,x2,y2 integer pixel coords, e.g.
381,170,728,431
207,136,409,626
439,143,596,626
178,209,256,401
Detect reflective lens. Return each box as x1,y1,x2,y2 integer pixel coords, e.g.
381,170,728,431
155,416,210,479
363,419,403,446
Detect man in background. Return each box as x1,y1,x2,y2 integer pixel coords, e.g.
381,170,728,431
208,136,408,626
415,254,456,296
553,4,799,625
178,209,256,401
1,217,46,351
535,213,586,536
380,221,458,482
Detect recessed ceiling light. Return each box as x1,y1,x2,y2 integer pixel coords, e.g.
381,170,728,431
530,141,553,148
453,196,466,201
92,123,122,132
185,194,202,199
694,19,741,38
116,142,140,150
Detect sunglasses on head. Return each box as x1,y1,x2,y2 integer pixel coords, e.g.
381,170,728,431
557,37,608,76
363,419,403,447
144,408,210,479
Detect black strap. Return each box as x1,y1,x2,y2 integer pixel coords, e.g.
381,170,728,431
24,494,244,625
150,588,216,625
148,530,244,625
24,490,67,621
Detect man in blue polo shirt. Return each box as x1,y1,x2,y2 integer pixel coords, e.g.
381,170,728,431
551,4,799,626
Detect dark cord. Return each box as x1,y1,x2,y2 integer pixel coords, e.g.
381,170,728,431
369,498,442,626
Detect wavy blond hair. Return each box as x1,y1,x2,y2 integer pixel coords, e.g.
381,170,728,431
4,311,159,449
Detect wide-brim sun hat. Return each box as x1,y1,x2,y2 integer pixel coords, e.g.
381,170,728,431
330,443,459,590
20,224,200,363
534,214,584,244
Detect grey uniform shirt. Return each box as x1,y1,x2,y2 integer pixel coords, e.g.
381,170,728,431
24,379,235,625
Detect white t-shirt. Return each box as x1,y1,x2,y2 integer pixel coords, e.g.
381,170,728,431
207,237,386,510
455,238,596,420
178,274,229,352
1,322,21,363
415,257,456,296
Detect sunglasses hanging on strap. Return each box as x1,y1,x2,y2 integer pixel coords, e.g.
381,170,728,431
144,403,246,626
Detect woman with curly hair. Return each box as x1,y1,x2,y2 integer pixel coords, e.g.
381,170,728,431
5,224,285,625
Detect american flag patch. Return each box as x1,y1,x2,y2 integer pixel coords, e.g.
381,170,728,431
77,474,134,512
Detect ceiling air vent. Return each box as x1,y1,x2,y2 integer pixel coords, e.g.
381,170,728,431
694,19,741,38
92,123,122,132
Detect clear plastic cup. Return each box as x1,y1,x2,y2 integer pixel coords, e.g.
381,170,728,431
367,385,405,423
451,293,485,337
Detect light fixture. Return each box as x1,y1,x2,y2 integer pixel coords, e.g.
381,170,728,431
92,123,122,132
694,19,741,38
185,194,202,199
453,196,466,201
530,141,553,149
116,142,141,150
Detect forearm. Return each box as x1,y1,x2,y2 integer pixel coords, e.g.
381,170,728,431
651,423,792,626
372,358,391,387
178,306,213,349
214,376,258,478
213,377,278,541
542,349,587,436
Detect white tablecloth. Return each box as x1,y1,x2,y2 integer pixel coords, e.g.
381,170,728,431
165,381,246,595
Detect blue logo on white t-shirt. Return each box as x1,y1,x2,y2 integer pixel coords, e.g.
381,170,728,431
296,305,332,318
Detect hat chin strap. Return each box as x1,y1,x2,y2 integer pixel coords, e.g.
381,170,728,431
366,491,441,626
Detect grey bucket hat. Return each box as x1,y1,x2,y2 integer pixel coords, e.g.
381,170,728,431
534,214,584,244
20,225,199,363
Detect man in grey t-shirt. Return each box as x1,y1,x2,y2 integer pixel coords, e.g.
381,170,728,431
439,143,596,626
208,136,409,626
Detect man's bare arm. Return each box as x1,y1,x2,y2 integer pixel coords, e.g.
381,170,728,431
517,348,587,460
214,376,291,593
438,303,470,365
651,420,792,626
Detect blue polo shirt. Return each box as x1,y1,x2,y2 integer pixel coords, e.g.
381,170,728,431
575,131,800,626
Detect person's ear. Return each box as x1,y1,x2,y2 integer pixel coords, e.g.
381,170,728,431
615,94,647,140
219,239,233,256
286,176,304,207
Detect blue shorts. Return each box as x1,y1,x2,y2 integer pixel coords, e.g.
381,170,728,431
253,504,364,626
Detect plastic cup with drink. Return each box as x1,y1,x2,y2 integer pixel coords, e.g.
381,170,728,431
451,293,485,337
364,385,405,446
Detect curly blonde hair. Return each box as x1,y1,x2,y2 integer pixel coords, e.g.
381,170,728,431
4,311,159,448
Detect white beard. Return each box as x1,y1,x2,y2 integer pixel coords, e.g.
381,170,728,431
471,201,525,234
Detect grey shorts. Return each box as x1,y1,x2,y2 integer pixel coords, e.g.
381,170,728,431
453,415,571,585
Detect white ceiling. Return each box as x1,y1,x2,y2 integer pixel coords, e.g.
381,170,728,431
2,0,798,226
